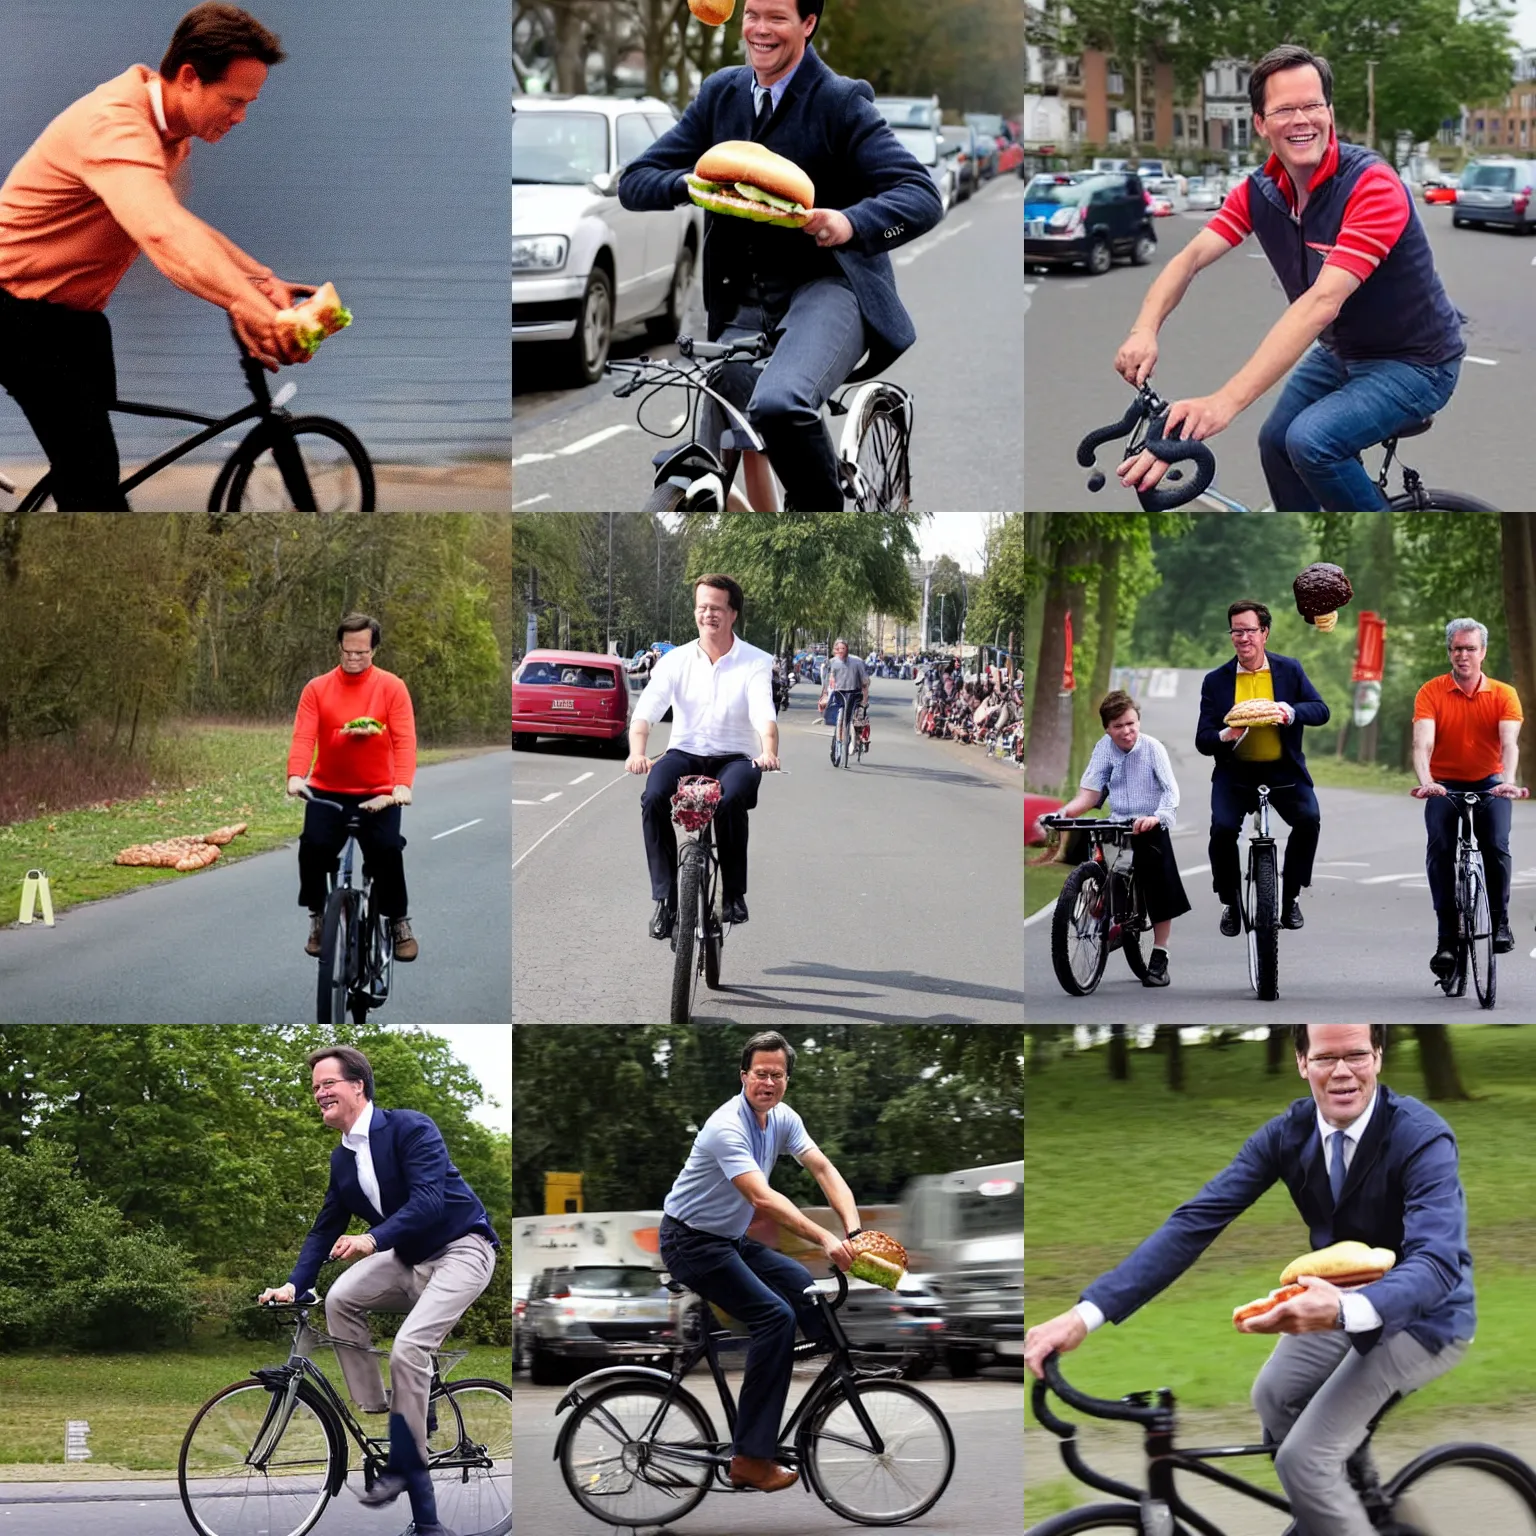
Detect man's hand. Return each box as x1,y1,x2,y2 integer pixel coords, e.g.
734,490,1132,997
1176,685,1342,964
802,208,854,249
254,276,314,311
1132,815,1160,834
1411,783,1448,798
820,1230,855,1272
1164,390,1239,443
286,775,308,797
1235,1274,1342,1334
1115,327,1159,387
392,785,413,806
1491,783,1528,799
1273,701,1296,725
1024,1306,1088,1380
1218,726,1249,745
625,752,652,774
258,1282,296,1306
330,1233,377,1262
229,290,289,371
754,752,780,771
359,795,395,813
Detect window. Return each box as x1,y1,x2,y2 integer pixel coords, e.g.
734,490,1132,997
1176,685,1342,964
1174,112,1184,139
516,661,617,689
1142,112,1155,140
615,112,657,168
1108,67,1124,95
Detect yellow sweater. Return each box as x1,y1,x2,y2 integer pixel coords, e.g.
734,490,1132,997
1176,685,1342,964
1233,668,1281,762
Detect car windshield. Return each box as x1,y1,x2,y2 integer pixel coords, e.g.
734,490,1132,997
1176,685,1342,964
568,1268,661,1294
1463,164,1518,190
513,111,609,184
966,114,1004,136
953,1189,1022,1239
1025,177,1084,205
877,100,934,128
517,660,616,688
892,126,939,165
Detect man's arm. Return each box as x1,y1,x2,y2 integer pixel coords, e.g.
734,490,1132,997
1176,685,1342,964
1412,718,1439,789
615,85,718,211
797,1147,860,1236
286,681,320,795
730,1169,854,1267
833,89,945,254
1499,717,1520,784
283,1175,353,1296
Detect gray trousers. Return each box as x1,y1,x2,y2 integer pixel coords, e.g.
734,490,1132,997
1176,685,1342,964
315,1233,498,1461
1252,1327,1470,1536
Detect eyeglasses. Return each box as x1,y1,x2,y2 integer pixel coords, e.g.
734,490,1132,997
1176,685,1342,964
313,1078,350,1093
340,646,374,657
1262,102,1330,125
1229,627,1264,637
745,1069,786,1083
1449,646,1482,655
1307,1051,1377,1071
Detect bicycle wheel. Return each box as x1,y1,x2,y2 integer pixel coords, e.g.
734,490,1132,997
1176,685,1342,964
1050,862,1110,996
1246,843,1280,1001
220,416,375,512
178,1378,338,1536
800,1379,955,1525
1387,1441,1536,1532
426,1378,512,1536
316,889,359,1025
642,482,689,513
670,843,704,1024
1025,1506,1157,1535
1448,865,1472,998
848,386,912,513
1467,859,1496,1009
1118,881,1151,982
559,1379,716,1527
1387,489,1500,512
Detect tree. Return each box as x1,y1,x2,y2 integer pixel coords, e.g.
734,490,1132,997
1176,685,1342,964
968,516,1025,673
1108,1025,1130,1080
1411,1026,1469,1101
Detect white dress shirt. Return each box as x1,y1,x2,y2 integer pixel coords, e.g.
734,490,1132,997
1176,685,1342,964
634,634,776,757
341,1100,384,1218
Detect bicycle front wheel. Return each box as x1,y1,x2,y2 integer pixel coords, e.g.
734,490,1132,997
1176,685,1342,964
317,889,360,1025
1387,489,1500,512
220,416,375,513
427,1378,512,1536
670,844,704,1025
178,1378,338,1536
848,386,912,513
1388,1441,1536,1532
703,858,724,991
1051,862,1110,996
1467,860,1496,1009
1247,843,1280,1001
1026,1505,1161,1535
800,1380,955,1525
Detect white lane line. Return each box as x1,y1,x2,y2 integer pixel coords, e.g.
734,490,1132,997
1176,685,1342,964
540,791,562,802
569,772,594,785
895,220,973,266
513,424,633,468
511,799,541,806
1180,863,1211,877
513,773,631,871
1314,861,1370,867
513,494,550,508
431,818,483,840
1464,356,1498,366
1358,873,1420,884
511,451,556,466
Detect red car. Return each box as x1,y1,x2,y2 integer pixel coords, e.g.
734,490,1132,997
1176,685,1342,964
1424,185,1458,205
512,649,632,754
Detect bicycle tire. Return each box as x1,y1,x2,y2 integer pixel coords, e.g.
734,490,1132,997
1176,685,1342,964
1051,862,1110,996
1449,864,1472,997
557,1377,716,1527
703,854,723,990
849,386,913,513
641,482,690,513
428,1378,512,1536
1467,860,1496,1009
1025,1506,1169,1535
1118,882,1151,982
1386,1440,1536,1528
670,844,704,1024
1386,489,1501,512
178,1376,341,1536
219,416,375,513
799,1380,955,1525
1247,843,1280,1001
316,888,359,1025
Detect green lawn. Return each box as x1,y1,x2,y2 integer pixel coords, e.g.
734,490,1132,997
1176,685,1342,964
1305,755,1420,794
1025,858,1069,920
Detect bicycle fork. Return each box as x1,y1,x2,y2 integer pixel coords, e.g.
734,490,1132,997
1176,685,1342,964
249,1366,309,1469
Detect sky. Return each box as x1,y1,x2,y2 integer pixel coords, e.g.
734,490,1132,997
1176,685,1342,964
1515,0,1536,49
919,513,1003,571
395,1025,511,1134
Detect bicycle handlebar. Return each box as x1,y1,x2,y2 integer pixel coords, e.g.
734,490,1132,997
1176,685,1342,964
1077,382,1218,511
1036,814,1138,832
1033,1352,1168,1427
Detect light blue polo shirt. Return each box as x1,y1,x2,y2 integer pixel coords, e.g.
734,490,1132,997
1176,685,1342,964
664,1092,816,1239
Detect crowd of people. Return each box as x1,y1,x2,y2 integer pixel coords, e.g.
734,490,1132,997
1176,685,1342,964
914,659,1022,762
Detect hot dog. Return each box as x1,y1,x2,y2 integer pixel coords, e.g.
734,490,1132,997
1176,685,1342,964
1279,1242,1395,1288
1232,1283,1307,1326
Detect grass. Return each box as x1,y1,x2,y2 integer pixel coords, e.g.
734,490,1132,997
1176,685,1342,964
1025,857,1069,920
0,722,483,918
1305,755,1420,794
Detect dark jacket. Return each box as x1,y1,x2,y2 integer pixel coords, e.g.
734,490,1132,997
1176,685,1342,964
287,1106,501,1295
1197,652,1330,789
616,46,943,382
1081,1086,1476,1356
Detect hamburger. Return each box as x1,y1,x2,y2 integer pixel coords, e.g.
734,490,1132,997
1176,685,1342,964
343,716,386,734
275,281,353,359
1232,1283,1306,1326
848,1230,907,1291
1293,562,1354,632
688,0,735,22
1279,1241,1395,1289
1224,698,1289,729
687,141,814,228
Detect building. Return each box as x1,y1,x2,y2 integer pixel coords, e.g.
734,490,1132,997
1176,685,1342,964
1465,47,1536,152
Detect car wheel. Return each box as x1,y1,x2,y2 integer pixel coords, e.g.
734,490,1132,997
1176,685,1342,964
560,268,613,386
529,1344,565,1386
646,243,694,342
1131,232,1157,265
1452,214,1466,227
512,732,534,751
1086,237,1112,276
945,1346,981,1379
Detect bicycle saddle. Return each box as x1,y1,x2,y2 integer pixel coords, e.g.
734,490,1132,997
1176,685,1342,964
1393,417,1434,439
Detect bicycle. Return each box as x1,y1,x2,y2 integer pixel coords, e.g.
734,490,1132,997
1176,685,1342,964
297,786,394,1025
1037,815,1153,995
825,688,868,769
1074,380,1498,512
554,1264,955,1528
1242,782,1283,1002
1028,1352,1536,1535
606,330,914,512
0,318,374,515
178,1291,511,1536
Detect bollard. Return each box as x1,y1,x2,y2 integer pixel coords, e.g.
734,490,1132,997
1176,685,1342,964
18,869,55,926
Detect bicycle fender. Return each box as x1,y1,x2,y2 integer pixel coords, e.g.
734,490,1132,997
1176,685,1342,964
652,443,725,480
1135,411,1217,512
554,1363,676,1418
836,380,914,467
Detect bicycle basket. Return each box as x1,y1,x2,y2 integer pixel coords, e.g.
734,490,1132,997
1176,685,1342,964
671,775,722,831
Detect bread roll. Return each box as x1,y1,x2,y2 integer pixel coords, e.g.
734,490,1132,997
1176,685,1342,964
1224,698,1288,728
848,1230,907,1290
1279,1241,1395,1287
688,0,735,22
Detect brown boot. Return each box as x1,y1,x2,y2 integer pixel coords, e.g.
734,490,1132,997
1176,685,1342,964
391,918,419,962
727,1454,798,1492
305,910,323,957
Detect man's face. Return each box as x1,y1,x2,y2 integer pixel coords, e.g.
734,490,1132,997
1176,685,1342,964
177,57,268,143
834,641,849,660
1229,610,1268,668
1255,65,1332,187
742,0,815,84
741,1048,789,1111
694,585,737,641
1106,707,1140,751
1296,1025,1381,1128
312,1058,368,1131
1448,628,1486,683
340,631,376,674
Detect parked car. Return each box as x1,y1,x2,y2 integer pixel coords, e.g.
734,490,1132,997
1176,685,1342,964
810,1275,945,1377
512,94,702,385
1452,156,1536,232
1136,159,1180,196
938,122,978,200
961,113,1005,180
1148,193,1175,217
523,1264,683,1386
512,648,632,753
1025,171,1156,275
873,95,942,132
1424,182,1460,205
1184,176,1223,212
887,120,956,213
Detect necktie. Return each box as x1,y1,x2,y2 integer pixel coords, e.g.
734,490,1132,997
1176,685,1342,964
754,86,772,137
1330,1130,1348,1205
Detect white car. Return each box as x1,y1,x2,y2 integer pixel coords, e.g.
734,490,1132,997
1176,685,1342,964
1184,177,1223,212
513,94,703,386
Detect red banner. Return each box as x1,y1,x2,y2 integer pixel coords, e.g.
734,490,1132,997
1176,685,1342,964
1352,610,1386,682
1061,609,1075,692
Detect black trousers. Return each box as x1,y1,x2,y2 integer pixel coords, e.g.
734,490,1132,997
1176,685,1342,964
1208,772,1320,906
297,794,409,918
0,286,128,510
1131,825,1193,925
641,750,761,902
1424,776,1511,930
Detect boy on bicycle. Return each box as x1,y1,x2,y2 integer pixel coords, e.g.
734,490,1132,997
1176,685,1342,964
1054,689,1190,987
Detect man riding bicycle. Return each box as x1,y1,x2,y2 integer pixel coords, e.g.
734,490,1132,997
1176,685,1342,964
0,4,312,509
818,637,870,761
1113,44,1465,512
628,574,778,937
616,0,943,511
1411,617,1525,979
286,613,419,962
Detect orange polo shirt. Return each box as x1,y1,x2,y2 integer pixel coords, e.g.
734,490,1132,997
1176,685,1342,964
0,65,192,310
1412,672,1522,782
287,666,419,796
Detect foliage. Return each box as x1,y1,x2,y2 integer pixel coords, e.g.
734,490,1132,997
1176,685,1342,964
967,515,1027,662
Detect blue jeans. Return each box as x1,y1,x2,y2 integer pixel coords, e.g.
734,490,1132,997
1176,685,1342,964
658,1214,830,1461
1424,776,1511,933
1257,346,1460,511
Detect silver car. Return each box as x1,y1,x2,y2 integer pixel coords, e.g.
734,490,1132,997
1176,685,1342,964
1453,156,1536,233
523,1264,681,1386
810,1275,946,1376
1184,176,1223,212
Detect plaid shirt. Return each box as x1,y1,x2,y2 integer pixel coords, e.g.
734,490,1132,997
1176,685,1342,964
1080,731,1180,829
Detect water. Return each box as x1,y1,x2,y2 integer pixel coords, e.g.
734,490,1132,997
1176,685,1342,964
0,0,511,467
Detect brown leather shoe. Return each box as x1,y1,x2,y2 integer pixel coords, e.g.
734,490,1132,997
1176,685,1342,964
728,1454,798,1492
391,918,419,962
305,910,323,957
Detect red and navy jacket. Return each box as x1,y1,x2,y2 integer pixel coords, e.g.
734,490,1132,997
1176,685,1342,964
1207,134,1464,368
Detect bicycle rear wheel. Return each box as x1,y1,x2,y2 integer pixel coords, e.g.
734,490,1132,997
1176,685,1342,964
1387,490,1500,512
427,1378,512,1536
1467,860,1496,1009
220,416,375,512
670,844,704,1024
1246,844,1280,1000
1051,862,1110,995
316,889,360,1025
847,386,912,513
1118,880,1150,982
1025,1507,1159,1535
1387,1441,1536,1532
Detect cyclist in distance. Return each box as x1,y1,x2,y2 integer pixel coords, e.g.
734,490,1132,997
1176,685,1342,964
1410,617,1525,978
659,1030,859,1494
1025,1025,1475,1536
818,637,870,760
628,573,777,937
258,1044,501,1536
616,0,943,512
286,613,420,961
1112,44,1465,513
0,3,313,510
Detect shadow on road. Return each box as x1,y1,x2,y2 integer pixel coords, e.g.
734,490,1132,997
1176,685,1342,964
840,761,1010,790
685,963,1024,1023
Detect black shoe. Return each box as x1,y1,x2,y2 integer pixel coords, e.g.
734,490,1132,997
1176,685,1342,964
1219,904,1241,937
356,1470,409,1507
649,899,676,941
1281,898,1304,930
1143,948,1170,987
1494,920,1515,954
1430,942,1457,979
723,895,748,925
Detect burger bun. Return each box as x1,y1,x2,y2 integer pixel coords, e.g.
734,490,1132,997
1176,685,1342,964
688,0,735,23
1280,1241,1395,1288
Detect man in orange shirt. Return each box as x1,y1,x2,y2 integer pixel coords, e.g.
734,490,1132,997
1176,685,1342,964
0,4,308,509
287,614,420,962
1411,617,1526,978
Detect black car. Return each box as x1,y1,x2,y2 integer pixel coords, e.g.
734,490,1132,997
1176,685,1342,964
1024,170,1156,276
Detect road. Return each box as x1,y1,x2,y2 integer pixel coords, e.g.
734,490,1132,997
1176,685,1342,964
1024,190,1533,511
512,174,1024,512
0,752,511,1024
512,677,1025,1023
516,1367,1023,1535
1024,668,1536,1022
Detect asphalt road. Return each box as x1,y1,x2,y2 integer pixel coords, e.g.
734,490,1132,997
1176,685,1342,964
1024,667,1536,1022
1024,190,1535,511
512,677,1025,1023
0,752,511,1024
512,174,1024,512
516,1368,1024,1535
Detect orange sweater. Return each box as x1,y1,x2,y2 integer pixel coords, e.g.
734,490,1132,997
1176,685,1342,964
287,666,418,795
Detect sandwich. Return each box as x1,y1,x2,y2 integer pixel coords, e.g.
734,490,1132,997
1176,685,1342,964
1224,697,1289,729
343,716,386,734
848,1230,907,1291
276,281,353,358
688,0,735,22
687,141,814,228
1279,1241,1396,1289
1293,562,1354,632
1232,1283,1306,1325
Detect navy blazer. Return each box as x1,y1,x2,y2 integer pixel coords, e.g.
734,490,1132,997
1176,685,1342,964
1196,652,1330,789
616,46,944,382
287,1106,500,1296
1081,1086,1476,1356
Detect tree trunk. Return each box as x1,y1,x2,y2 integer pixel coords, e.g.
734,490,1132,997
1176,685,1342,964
1021,514,1051,743
1069,537,1119,788
1502,514,1536,780
1025,532,1092,792
1413,1026,1469,1101
1154,1025,1184,1090
1266,1026,1289,1074
1107,1024,1129,1080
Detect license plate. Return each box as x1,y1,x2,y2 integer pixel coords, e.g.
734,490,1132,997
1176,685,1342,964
994,1339,1023,1357
1026,219,1045,237
551,698,576,710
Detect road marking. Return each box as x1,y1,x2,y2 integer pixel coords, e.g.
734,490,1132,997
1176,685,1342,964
513,773,631,871
512,424,632,467
1358,873,1420,884
513,494,550,508
511,799,541,806
1464,356,1498,366
1025,861,1211,930
540,792,562,802
1314,861,1369,867
431,818,483,840
895,220,973,266
1179,863,1211,876
569,772,594,785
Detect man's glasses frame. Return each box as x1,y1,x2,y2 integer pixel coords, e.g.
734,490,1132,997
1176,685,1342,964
1306,1050,1378,1071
